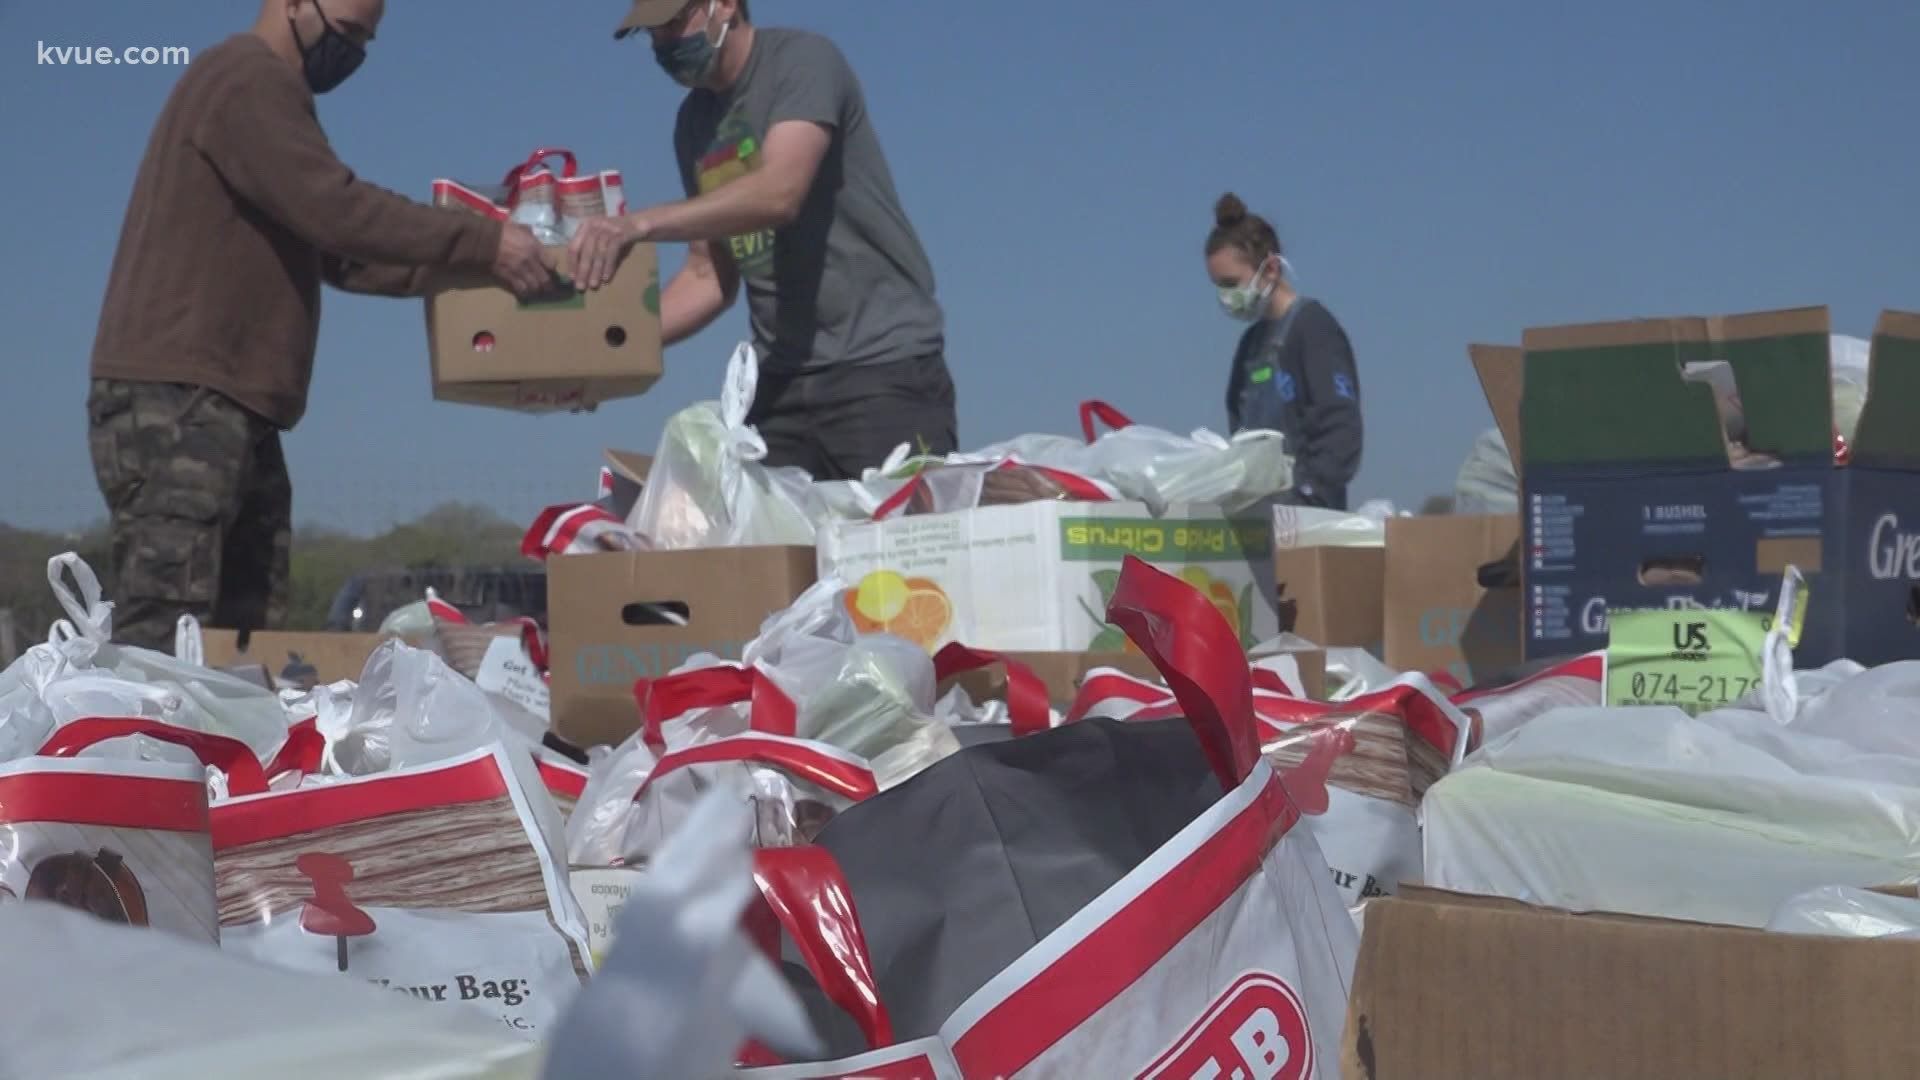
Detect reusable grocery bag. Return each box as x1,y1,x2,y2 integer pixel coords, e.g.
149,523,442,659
19,718,272,943
212,743,593,1039
741,556,1357,1078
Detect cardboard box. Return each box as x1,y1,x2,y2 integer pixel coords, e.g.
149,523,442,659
427,245,663,412
1272,546,1385,650
1342,887,1920,1078
602,448,652,520
1382,515,1522,685
546,546,816,748
939,650,1327,706
1496,307,1920,665
818,501,1279,654
198,630,385,690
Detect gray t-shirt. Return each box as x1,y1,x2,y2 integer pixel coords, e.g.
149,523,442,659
674,28,944,372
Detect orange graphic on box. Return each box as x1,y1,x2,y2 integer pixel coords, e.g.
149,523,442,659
844,571,953,651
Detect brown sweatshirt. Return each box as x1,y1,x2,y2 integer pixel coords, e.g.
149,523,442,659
90,33,503,430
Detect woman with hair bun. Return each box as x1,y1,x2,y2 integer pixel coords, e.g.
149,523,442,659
1207,193,1363,510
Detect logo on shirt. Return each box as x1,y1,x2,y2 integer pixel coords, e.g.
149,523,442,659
1276,371,1298,403
695,105,777,276
1250,366,1274,385
1332,373,1355,400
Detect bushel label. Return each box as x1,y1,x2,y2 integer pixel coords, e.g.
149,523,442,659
1137,972,1313,1080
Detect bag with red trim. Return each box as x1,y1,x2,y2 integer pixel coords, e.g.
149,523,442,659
20,718,280,943
431,146,626,245
211,743,592,1039
1067,661,1471,919
737,557,1357,1079
1448,651,1605,750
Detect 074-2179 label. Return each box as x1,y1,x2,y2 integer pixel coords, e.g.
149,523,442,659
1604,568,1806,715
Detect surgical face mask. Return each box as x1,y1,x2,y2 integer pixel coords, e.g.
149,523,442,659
1218,259,1277,322
654,1,731,88
289,0,365,94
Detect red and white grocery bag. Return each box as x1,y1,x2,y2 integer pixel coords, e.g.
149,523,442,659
211,744,592,1039
1448,652,1605,750
431,147,626,244
740,556,1357,1078
1070,660,1470,913
19,719,272,943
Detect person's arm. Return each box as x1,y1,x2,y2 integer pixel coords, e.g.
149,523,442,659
1225,334,1250,433
1295,305,1364,492
192,64,502,271
320,255,436,297
571,34,851,287
661,237,741,346
633,121,831,243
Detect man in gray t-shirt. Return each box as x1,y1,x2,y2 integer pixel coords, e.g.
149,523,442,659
576,0,957,479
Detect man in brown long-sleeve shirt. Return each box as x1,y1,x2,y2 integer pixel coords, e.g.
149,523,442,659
88,0,551,650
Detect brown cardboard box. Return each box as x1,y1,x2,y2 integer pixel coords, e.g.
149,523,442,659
198,630,385,689
1382,515,1521,685
547,546,816,748
602,448,652,519
1272,546,1385,650
941,650,1328,708
1343,887,1920,1078
427,245,663,412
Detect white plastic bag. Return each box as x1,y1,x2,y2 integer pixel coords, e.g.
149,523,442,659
1767,885,1920,940
0,901,542,1079
17,555,294,765
1424,691,1920,927
542,789,822,1079
324,640,541,777
1453,427,1519,514
1271,504,1394,549
628,343,817,549
1831,333,1871,445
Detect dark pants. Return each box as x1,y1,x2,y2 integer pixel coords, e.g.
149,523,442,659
86,379,292,651
748,355,958,480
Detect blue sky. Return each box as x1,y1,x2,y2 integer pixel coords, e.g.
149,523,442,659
2,0,1916,534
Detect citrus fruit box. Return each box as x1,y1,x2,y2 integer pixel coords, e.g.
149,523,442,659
817,500,1280,653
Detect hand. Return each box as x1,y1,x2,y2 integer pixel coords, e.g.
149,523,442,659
569,214,646,290
491,223,553,297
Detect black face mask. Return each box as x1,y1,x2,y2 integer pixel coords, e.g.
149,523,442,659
289,0,365,94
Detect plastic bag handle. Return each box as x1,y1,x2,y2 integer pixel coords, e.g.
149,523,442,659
640,735,879,803
1078,400,1135,443
749,847,894,1052
870,474,924,520
933,644,1052,736
1105,556,1261,789
266,717,324,781
632,665,798,751
40,718,269,797
501,147,578,187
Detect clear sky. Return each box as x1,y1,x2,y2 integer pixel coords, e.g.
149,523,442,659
3,0,1916,535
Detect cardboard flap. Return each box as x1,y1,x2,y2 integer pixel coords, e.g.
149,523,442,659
1344,889,1920,1079
603,449,653,485
1852,310,1920,466
1520,307,1833,472
1468,344,1523,470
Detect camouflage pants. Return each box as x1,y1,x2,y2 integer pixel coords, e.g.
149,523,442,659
86,379,291,651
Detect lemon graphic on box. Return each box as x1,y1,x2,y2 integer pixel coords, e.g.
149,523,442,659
844,570,952,651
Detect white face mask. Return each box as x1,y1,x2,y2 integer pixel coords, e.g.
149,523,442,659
1218,257,1279,322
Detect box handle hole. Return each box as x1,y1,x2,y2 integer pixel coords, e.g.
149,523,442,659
471,331,496,352
1638,556,1705,587
605,326,627,347
622,601,690,627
